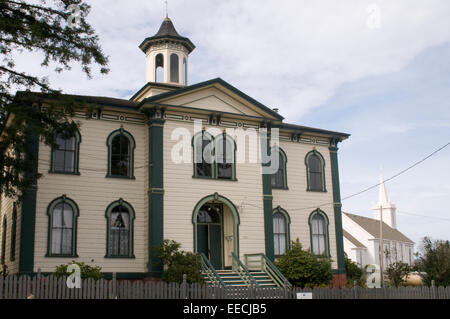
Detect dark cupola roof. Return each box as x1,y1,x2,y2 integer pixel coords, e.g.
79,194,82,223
139,17,195,53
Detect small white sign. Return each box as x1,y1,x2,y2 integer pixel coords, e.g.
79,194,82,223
296,292,313,299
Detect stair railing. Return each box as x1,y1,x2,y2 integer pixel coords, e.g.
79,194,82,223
244,253,292,288
197,253,226,287
231,252,259,287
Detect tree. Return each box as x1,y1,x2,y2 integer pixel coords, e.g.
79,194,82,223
344,257,364,287
415,237,450,287
0,0,109,198
274,238,333,288
386,262,410,287
156,239,204,284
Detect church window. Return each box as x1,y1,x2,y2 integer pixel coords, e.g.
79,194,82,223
155,53,164,82
309,209,330,256
170,53,179,83
271,147,288,189
215,133,235,180
193,131,214,178
50,129,81,174
273,207,290,257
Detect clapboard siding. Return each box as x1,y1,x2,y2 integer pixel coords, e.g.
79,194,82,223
34,114,147,273
272,140,338,269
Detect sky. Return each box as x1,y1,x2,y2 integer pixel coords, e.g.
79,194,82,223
13,0,450,247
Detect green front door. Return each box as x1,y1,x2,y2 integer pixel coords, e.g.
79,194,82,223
196,204,223,269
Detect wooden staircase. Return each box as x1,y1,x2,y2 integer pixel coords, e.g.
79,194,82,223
201,269,278,288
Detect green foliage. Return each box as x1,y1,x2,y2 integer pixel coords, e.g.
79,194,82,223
156,239,204,284
0,263,8,277
415,237,450,287
386,262,410,287
55,261,103,280
274,238,333,288
345,257,365,287
0,0,109,198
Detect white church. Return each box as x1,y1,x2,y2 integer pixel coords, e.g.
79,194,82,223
343,175,414,269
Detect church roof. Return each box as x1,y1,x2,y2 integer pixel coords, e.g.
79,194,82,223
139,17,195,53
343,230,366,248
344,212,414,244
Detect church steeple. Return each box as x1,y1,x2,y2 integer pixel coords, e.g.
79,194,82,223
372,174,397,229
139,16,195,86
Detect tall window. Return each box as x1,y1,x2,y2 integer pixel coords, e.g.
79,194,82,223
216,134,235,180
273,207,290,257
107,129,136,179
170,53,179,83
193,132,214,178
183,57,187,85
305,150,326,191
1,216,6,264
309,210,329,256
105,199,135,258
50,130,81,174
155,53,164,82
271,147,287,189
10,203,17,261
47,196,79,257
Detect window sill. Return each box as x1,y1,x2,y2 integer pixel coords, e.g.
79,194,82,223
272,186,289,190
306,189,327,193
106,175,136,180
192,176,237,182
45,254,79,258
104,255,136,259
48,170,80,176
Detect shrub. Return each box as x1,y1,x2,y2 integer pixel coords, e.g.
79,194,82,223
55,261,103,280
345,258,365,287
386,262,410,287
274,238,333,288
414,237,450,287
156,239,203,284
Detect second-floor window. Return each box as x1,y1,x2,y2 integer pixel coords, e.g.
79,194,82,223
305,150,326,192
107,129,136,179
50,130,81,174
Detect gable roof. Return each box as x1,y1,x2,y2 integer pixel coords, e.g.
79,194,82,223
138,77,285,121
344,212,414,244
343,230,366,248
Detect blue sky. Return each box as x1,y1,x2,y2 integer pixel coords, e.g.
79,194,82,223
13,1,450,247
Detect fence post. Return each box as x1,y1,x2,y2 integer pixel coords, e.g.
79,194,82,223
353,281,358,299
431,280,436,299
36,268,41,299
249,278,256,299
181,274,187,299
112,273,117,299
284,280,289,299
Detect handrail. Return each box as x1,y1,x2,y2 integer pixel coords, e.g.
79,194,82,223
232,252,259,287
197,253,226,287
244,253,292,288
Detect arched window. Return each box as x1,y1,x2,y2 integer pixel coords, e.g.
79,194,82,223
1,216,6,264
271,147,287,189
305,150,326,192
183,57,187,85
215,133,236,180
50,129,81,174
309,209,330,256
273,207,291,257
155,53,164,82
105,199,135,258
10,202,17,261
46,196,79,257
107,129,136,179
193,131,214,178
170,53,179,83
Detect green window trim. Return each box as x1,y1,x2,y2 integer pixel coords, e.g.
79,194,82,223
305,150,327,192
46,195,79,258
49,128,81,175
273,206,291,258
192,131,237,181
271,147,288,190
308,209,331,258
1,215,6,264
10,203,17,262
105,198,135,259
106,128,136,179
